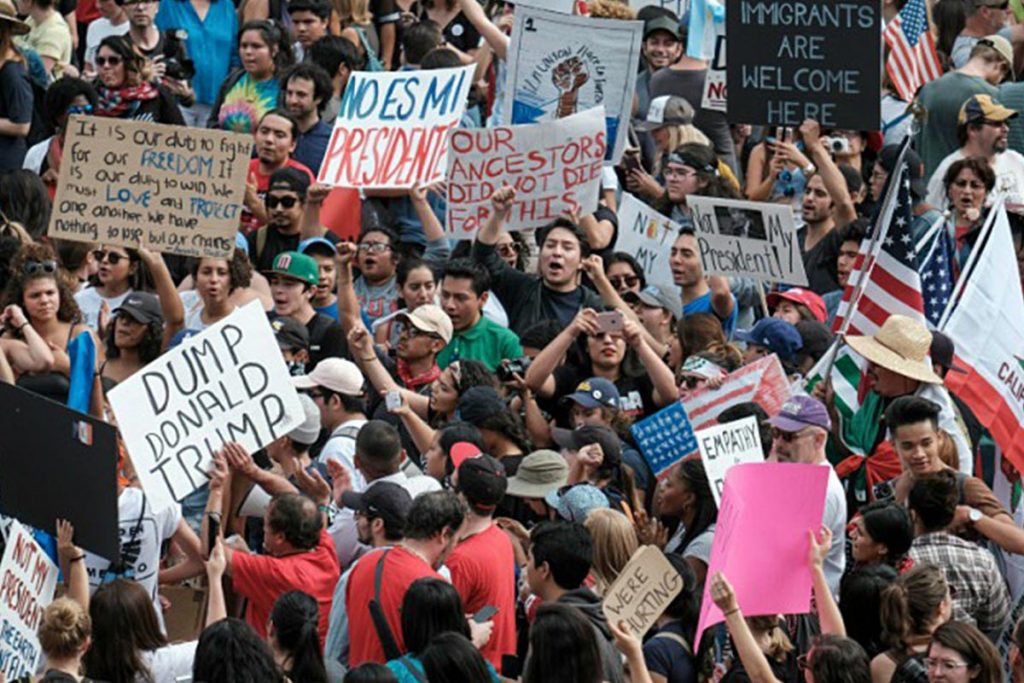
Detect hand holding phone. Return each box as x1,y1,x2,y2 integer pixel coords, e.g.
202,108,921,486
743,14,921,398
595,310,624,335
385,390,403,412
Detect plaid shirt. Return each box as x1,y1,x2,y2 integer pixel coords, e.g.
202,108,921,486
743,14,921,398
909,532,1011,636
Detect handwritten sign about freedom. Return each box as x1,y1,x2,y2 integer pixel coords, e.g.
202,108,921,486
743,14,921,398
615,193,680,291
684,353,791,429
446,108,606,237
696,463,828,638
697,416,764,507
726,0,881,128
630,401,698,479
603,546,684,637
505,8,642,164
49,117,250,258
108,302,304,511
688,195,808,286
0,521,57,679
318,65,474,189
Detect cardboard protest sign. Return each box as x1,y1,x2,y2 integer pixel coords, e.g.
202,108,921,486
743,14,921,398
688,195,808,286
726,0,881,129
318,65,474,189
108,302,305,511
697,416,764,506
697,462,828,638
630,401,698,480
446,108,606,237
48,116,250,258
505,8,643,164
603,545,684,637
683,353,791,430
614,193,681,290
0,383,119,560
702,34,727,113
0,521,58,678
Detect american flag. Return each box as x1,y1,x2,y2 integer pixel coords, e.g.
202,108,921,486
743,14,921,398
918,221,955,326
884,0,943,102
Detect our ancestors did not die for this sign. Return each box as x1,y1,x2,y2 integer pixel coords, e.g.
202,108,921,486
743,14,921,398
726,0,881,129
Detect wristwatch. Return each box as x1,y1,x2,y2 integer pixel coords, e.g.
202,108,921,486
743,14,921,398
968,507,983,524
804,163,817,175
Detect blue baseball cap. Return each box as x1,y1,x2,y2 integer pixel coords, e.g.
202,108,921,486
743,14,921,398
235,232,249,255
561,377,620,410
735,318,803,362
299,236,338,257
545,483,609,523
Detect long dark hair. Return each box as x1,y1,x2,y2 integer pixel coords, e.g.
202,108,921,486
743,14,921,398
270,591,326,683
675,459,717,552
240,19,295,75
929,622,1002,683
193,618,285,683
104,315,163,363
420,632,492,683
523,603,603,683
97,35,148,87
84,579,168,683
2,240,81,325
840,564,899,658
400,578,470,655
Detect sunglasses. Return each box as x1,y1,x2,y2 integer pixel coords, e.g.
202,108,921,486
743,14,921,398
398,324,440,341
609,275,639,288
680,375,706,389
984,2,1009,8
771,427,814,443
23,260,58,276
265,194,300,209
67,103,93,116
95,55,123,67
93,249,127,265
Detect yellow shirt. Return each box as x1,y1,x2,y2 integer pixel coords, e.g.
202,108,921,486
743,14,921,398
17,11,72,77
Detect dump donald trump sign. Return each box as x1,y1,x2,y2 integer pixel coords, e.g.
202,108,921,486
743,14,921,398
0,521,58,678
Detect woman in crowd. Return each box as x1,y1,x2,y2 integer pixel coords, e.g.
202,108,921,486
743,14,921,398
643,554,699,683
650,459,717,583
872,564,952,683
54,239,98,295
210,20,293,133
420,632,494,683
0,4,32,172
671,312,730,371
38,520,91,683
269,591,328,683
626,95,710,200
421,422,485,485
656,143,741,226
522,602,604,683
385,577,497,683
179,250,257,331
605,253,646,297
841,565,900,659
373,255,438,347
192,619,286,683
495,230,530,272
334,0,379,67
15,0,71,79
926,622,1002,683
23,77,98,198
744,129,810,206
419,0,479,61
585,507,639,596
943,157,994,251
92,36,184,124
73,245,140,330
850,501,914,571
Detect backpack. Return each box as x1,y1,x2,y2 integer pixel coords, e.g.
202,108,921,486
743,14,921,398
355,26,385,72
890,652,929,683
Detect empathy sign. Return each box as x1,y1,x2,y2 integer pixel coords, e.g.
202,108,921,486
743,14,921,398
614,193,680,290
603,546,684,637
446,108,606,237
630,401,698,479
108,302,304,511
726,0,881,128
319,65,474,189
697,416,764,507
688,195,808,286
49,116,250,258
506,8,643,164
0,521,57,679
696,463,828,638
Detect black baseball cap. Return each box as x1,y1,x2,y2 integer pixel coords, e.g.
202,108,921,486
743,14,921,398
113,292,162,325
341,481,413,537
551,425,621,467
878,145,926,200
271,316,310,351
643,14,681,41
457,386,506,426
930,330,966,373
269,167,311,196
457,454,507,510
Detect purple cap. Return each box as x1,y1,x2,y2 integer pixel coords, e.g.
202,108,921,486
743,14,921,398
767,395,832,432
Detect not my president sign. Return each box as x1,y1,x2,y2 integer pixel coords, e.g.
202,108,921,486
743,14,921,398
726,0,881,129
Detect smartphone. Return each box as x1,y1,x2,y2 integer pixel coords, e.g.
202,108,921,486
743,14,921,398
206,515,220,560
595,310,624,335
386,390,402,412
474,605,499,623
621,148,641,172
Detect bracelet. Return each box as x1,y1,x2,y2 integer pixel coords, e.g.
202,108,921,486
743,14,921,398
723,608,739,617
205,511,222,520
17,322,28,332
69,554,85,563
361,356,377,362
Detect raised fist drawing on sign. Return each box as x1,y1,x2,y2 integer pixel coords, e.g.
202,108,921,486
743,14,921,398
552,56,589,118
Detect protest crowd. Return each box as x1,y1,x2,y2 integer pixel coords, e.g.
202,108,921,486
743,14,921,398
4,0,1024,682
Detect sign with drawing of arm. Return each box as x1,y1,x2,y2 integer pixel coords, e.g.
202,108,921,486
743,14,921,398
505,8,643,164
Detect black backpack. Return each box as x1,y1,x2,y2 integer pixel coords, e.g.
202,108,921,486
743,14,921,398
890,652,929,683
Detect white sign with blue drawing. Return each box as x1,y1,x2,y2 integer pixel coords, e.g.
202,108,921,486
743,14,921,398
504,8,643,165
629,401,699,480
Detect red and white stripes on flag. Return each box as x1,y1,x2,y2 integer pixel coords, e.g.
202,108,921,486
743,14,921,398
884,0,943,102
682,354,790,430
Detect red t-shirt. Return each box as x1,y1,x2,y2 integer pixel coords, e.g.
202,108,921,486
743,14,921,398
446,524,517,669
232,529,340,648
346,546,441,665
242,158,316,233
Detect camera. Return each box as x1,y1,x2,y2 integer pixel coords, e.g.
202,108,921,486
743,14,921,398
497,356,532,382
163,30,195,81
821,136,850,155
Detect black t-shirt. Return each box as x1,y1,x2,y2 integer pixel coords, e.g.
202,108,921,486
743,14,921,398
248,228,302,272
553,364,658,422
306,313,348,369
798,227,843,295
435,10,481,53
0,61,33,171
591,204,619,263
541,286,584,330
643,621,697,683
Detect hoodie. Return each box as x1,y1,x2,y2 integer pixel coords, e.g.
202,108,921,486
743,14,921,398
557,588,626,683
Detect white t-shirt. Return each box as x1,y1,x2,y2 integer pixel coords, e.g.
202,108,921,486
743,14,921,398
319,418,368,491
84,487,182,632
84,17,130,68
926,149,1024,210
138,641,198,683
821,464,848,598
74,286,132,331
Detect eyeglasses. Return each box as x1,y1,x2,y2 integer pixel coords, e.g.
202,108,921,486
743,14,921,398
924,658,971,672
23,260,58,276
95,55,123,67
67,103,93,116
981,119,1009,128
398,324,440,340
952,179,986,190
93,249,127,265
496,242,520,256
265,194,300,209
359,242,392,254
609,275,639,289
771,427,814,443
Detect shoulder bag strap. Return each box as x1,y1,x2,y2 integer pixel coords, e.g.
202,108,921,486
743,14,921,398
369,549,403,661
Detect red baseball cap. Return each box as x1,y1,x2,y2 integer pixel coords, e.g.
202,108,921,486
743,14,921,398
766,288,827,323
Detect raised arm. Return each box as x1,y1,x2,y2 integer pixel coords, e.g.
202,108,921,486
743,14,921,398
138,247,186,348
458,0,510,60
348,325,431,417
476,186,515,246
710,572,784,683
809,526,845,636
223,441,298,496
302,183,331,240
524,309,598,398
387,392,436,454
622,319,677,406
800,119,857,227
334,242,364,333
709,276,735,322
580,256,667,357
56,520,89,613
204,538,228,625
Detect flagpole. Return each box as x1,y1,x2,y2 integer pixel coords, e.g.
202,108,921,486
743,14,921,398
937,199,1002,330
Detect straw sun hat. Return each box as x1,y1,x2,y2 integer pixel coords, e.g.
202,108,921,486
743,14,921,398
845,315,942,385
0,0,30,35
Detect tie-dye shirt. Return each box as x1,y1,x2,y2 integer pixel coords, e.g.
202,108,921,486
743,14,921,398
218,72,279,134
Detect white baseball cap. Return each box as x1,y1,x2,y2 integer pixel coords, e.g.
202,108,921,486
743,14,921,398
291,358,364,395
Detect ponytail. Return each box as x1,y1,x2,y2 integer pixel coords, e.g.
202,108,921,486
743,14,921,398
880,564,948,648
270,591,327,683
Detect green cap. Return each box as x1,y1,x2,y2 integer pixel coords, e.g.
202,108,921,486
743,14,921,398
268,251,319,286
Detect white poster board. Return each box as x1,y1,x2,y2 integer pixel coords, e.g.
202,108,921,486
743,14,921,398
0,521,58,678
688,195,808,286
614,193,681,291
505,8,643,164
108,302,305,511
446,107,606,238
318,65,475,189
696,416,764,507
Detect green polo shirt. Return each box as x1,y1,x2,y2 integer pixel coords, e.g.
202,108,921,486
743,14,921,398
437,315,523,372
